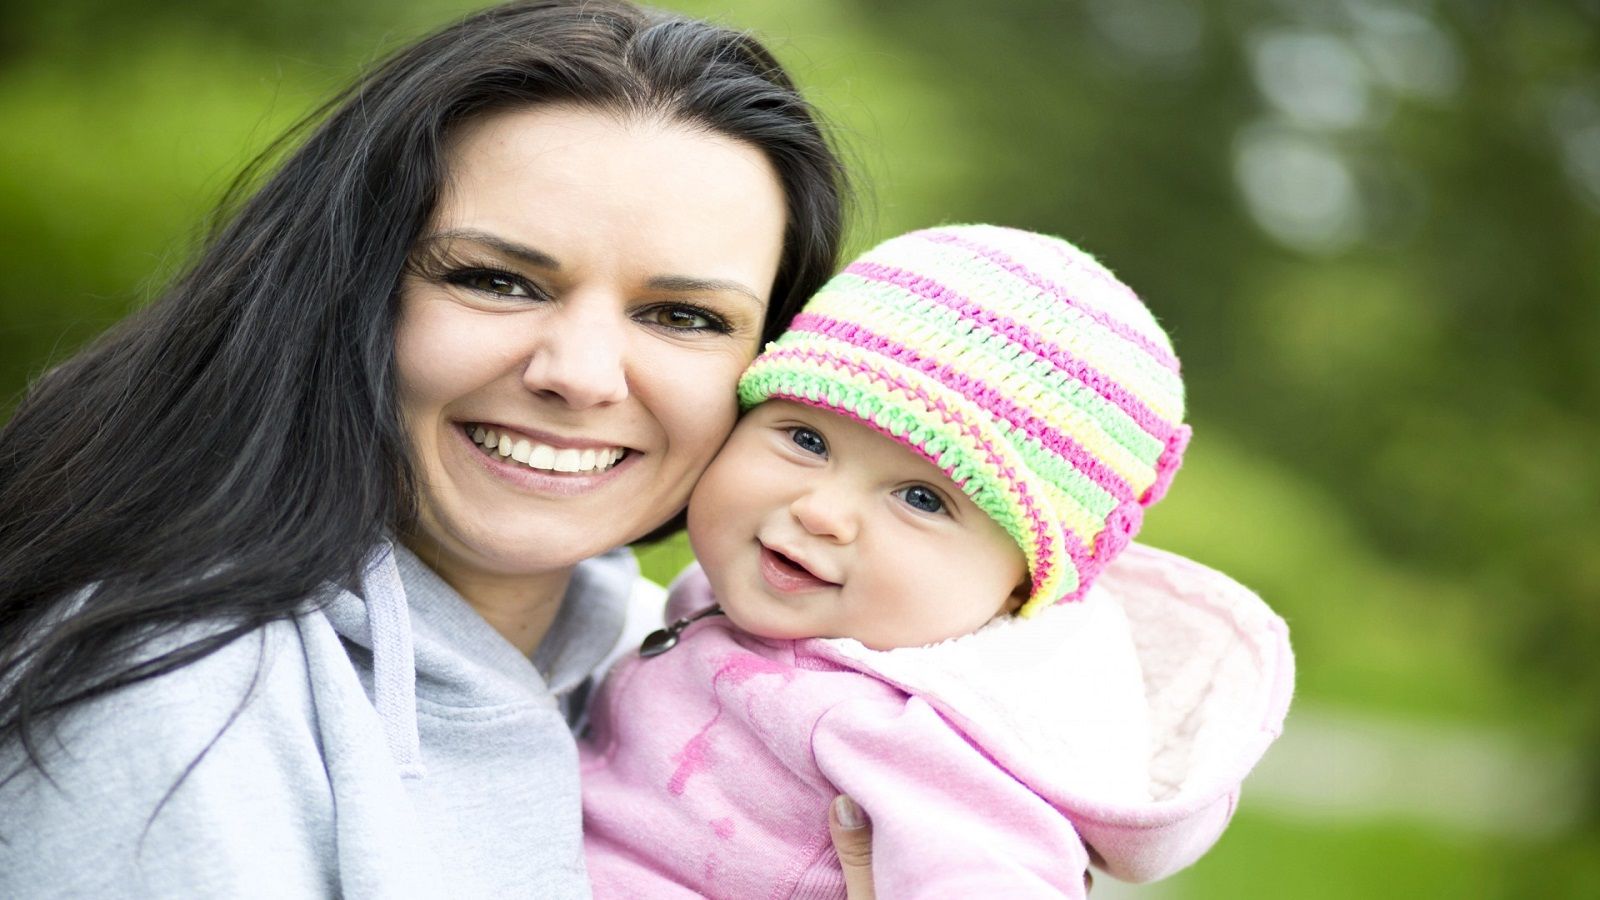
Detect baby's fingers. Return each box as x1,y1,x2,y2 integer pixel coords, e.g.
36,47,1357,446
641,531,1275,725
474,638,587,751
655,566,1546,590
829,795,874,900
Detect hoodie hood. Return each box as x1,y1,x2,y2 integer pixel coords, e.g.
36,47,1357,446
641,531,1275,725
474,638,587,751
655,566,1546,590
810,542,1294,883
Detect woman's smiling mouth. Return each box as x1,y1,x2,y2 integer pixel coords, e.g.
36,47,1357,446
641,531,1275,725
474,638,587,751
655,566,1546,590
467,424,628,474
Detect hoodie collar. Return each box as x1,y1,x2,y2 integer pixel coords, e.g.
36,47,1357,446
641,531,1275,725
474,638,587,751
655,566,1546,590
335,538,635,690
531,547,635,696
326,540,635,774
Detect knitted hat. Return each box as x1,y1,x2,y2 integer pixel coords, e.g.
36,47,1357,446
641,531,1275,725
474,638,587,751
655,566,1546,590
738,224,1190,616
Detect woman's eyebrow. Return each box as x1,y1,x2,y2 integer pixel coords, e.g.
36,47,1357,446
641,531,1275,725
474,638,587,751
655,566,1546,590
646,274,763,307
421,230,761,306
423,228,560,270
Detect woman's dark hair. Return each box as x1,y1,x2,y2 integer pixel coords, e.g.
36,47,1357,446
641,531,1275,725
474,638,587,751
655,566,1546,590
0,0,848,769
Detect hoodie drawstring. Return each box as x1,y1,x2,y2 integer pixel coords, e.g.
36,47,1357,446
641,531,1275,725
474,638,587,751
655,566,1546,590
364,544,424,779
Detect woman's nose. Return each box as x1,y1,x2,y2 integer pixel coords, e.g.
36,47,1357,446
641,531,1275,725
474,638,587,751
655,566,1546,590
789,486,857,543
520,300,630,409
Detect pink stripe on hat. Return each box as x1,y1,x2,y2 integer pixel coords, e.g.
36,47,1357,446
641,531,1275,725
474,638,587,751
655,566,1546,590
920,228,1180,373
789,312,1138,505
844,261,1179,438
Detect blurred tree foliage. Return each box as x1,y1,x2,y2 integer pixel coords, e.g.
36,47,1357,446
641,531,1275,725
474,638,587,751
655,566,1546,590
3,0,1598,892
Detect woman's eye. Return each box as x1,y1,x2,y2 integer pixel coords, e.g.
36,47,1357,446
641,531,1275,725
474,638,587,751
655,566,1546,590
643,305,730,333
452,269,533,298
897,485,946,515
789,427,828,457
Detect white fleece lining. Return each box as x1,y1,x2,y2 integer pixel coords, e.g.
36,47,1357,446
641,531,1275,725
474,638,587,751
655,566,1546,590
818,542,1291,813
821,579,1153,806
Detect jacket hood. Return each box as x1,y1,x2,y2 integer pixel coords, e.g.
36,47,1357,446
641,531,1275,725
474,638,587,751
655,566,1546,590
809,542,1294,883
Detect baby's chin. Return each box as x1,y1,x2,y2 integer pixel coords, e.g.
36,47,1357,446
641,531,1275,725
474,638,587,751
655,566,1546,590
718,600,833,645
718,604,927,650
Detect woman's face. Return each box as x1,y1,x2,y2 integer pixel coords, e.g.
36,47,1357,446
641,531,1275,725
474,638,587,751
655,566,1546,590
394,104,787,588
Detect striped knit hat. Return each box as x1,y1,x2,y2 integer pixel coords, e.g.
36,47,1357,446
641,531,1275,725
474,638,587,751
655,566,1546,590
738,224,1190,616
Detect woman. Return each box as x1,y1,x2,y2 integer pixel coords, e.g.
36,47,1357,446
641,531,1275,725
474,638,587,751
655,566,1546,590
0,1,865,895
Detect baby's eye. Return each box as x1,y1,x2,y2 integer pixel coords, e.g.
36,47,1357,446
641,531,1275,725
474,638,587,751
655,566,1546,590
788,427,828,457
897,485,946,515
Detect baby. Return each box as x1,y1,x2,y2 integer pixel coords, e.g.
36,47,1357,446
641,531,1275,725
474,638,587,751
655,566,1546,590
580,225,1294,898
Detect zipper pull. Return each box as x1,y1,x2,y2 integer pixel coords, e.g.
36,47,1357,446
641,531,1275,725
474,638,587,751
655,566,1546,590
639,605,725,658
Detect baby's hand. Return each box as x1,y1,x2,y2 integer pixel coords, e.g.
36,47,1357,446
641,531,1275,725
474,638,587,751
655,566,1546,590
828,795,1096,896
829,795,874,899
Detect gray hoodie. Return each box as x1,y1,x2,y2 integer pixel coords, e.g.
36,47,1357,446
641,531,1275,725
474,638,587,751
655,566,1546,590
0,541,636,898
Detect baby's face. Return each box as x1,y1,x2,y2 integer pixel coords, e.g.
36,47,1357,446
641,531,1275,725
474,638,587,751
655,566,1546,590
686,400,1027,650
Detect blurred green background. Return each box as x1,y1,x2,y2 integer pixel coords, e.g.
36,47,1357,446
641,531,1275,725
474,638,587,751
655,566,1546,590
3,0,1596,895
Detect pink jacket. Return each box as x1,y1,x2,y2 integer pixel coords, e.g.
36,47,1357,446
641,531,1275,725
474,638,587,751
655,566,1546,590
580,543,1293,898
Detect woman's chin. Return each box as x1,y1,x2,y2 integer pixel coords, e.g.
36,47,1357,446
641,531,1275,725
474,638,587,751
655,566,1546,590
404,515,592,580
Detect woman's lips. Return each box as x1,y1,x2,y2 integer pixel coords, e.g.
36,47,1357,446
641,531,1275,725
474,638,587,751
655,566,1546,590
758,544,837,594
465,423,628,474
456,422,634,496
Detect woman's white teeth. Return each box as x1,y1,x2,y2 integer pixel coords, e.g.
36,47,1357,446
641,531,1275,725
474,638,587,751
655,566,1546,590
469,426,624,474
530,443,556,469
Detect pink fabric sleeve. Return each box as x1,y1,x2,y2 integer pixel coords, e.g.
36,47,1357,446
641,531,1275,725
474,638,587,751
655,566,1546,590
810,693,1089,899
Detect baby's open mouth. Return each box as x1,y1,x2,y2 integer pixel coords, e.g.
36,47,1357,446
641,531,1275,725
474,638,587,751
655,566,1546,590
467,424,627,475
760,544,838,588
